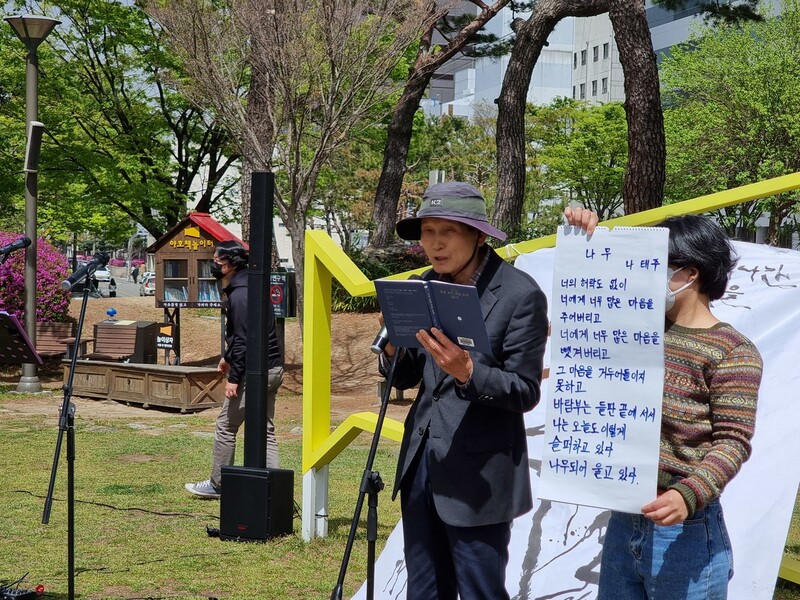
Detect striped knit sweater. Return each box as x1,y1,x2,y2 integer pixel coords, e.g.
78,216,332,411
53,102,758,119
657,320,763,517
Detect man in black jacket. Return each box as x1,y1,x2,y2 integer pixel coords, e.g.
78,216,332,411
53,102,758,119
185,240,284,499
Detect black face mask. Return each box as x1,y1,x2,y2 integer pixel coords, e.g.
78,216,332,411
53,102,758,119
210,263,225,280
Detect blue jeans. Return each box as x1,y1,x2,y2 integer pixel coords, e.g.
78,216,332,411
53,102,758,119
598,500,733,600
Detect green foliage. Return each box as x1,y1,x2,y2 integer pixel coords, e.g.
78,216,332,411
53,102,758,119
397,98,626,238
405,111,498,195
332,245,429,312
437,9,513,58
655,0,763,25
526,98,628,221
504,200,567,245
0,0,239,247
0,399,403,599
314,124,389,250
660,0,800,243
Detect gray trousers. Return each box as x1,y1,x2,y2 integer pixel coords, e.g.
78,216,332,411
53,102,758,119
210,366,284,489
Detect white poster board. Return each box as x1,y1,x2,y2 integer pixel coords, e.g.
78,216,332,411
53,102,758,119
356,240,800,600
539,226,668,513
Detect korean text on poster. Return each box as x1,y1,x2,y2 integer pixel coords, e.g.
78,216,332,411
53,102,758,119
538,226,669,513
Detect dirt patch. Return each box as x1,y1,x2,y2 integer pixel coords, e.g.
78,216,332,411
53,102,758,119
1,296,412,423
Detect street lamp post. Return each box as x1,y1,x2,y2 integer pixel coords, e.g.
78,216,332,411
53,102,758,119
5,14,60,393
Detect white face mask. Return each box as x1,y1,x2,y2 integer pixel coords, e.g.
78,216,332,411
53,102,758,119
665,267,693,312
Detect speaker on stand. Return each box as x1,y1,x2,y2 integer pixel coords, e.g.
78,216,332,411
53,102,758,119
218,172,294,543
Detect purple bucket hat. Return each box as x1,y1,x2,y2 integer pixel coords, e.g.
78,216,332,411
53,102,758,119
395,181,507,242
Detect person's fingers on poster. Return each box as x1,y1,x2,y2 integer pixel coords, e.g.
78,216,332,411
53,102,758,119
563,206,599,235
641,489,689,526
417,327,472,383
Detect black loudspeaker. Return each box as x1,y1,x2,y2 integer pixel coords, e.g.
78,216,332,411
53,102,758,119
244,172,274,467
219,465,294,542
24,121,44,173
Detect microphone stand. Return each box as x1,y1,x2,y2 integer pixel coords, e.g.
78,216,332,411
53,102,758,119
331,349,401,600
42,278,92,600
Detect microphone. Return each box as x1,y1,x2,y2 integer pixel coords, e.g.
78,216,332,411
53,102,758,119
370,324,390,355
0,236,32,256
61,252,109,291
370,273,422,355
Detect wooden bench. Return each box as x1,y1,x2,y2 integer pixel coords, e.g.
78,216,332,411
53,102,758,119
81,321,139,362
65,360,225,412
35,321,75,360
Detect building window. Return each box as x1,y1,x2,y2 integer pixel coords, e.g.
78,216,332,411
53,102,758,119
573,52,577,69
592,80,598,96
603,42,610,59
593,46,599,62
602,77,608,94
572,85,576,99
579,83,586,99
580,49,587,66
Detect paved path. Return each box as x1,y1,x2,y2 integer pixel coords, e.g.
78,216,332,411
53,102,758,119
74,277,144,299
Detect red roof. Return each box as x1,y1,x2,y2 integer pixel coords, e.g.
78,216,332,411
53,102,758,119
147,212,248,252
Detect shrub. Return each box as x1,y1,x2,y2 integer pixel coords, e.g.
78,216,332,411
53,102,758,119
108,258,144,268
332,243,429,313
0,233,71,322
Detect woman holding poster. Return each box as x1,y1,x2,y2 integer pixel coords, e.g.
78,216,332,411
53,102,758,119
598,215,763,600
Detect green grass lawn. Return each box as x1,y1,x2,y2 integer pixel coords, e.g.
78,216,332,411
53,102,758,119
0,390,402,599
2,386,799,599
777,501,800,599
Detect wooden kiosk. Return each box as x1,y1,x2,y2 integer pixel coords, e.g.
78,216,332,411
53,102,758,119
149,212,245,365
65,213,243,412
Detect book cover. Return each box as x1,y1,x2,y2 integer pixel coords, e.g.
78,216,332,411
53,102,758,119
374,279,491,353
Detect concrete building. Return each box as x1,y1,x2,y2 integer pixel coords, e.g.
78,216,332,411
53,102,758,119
571,14,625,104
425,2,720,115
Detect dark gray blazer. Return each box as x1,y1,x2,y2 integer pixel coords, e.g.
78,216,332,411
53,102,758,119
386,249,549,527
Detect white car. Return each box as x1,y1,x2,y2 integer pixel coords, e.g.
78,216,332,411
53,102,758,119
139,272,156,296
93,266,111,282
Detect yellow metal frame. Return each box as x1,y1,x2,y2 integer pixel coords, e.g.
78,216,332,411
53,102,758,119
302,171,800,578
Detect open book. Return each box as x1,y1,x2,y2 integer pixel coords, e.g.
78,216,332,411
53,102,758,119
374,278,491,353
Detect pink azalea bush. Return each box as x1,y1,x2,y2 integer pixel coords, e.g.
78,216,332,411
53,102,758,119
0,232,71,322
108,258,144,267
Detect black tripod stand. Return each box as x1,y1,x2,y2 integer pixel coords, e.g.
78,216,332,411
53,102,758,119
42,281,92,600
331,350,400,600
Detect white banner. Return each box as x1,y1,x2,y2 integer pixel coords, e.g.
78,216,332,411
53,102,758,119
356,240,800,600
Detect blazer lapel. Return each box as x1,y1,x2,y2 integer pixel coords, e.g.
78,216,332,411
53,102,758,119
477,250,503,322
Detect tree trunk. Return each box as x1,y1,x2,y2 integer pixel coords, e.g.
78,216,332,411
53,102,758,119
240,163,253,242
370,0,513,248
608,0,665,213
767,195,796,246
371,73,432,247
284,211,308,331
241,63,274,251
494,0,609,234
